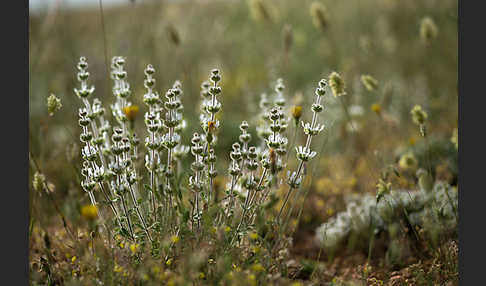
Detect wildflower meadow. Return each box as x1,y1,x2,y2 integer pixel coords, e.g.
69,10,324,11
29,0,458,285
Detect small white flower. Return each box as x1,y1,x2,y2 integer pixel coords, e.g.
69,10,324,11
295,146,317,162
301,121,325,136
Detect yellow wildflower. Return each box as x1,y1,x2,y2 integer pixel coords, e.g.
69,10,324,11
291,105,303,121
371,103,381,115
166,258,173,266
80,205,98,221
207,120,217,133
326,207,334,216
123,105,139,121
129,243,139,254
232,263,242,272
171,235,180,244
249,232,259,240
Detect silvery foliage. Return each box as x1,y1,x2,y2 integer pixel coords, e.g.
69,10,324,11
315,181,458,250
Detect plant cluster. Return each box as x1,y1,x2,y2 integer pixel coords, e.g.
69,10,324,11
72,56,328,256
316,181,458,260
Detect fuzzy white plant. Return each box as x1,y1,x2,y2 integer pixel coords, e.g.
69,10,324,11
73,56,329,247
315,182,458,251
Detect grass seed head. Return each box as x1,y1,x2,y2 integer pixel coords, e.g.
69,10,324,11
420,16,438,44
310,1,328,30
411,105,428,126
329,71,346,97
361,74,379,91
47,94,62,116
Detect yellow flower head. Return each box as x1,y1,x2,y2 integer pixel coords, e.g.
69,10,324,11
166,258,173,266
170,235,180,244
249,232,259,240
207,120,217,133
123,105,139,121
129,243,140,254
291,105,303,121
81,205,98,221
326,207,334,216
371,103,382,115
